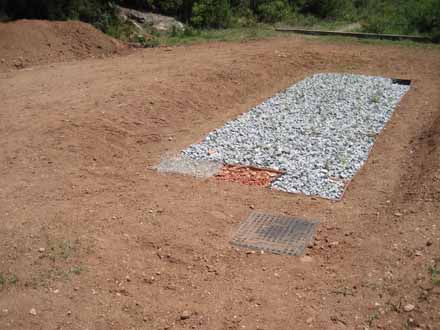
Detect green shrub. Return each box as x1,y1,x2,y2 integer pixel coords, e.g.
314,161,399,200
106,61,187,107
191,0,231,28
298,0,355,19
360,0,440,38
405,0,440,38
257,0,289,23
135,34,160,47
230,6,257,27
182,25,200,37
282,11,319,27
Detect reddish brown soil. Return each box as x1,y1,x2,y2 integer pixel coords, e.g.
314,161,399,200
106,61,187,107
0,33,439,330
216,166,282,187
0,20,126,72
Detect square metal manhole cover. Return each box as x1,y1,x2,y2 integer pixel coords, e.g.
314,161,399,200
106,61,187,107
231,212,319,256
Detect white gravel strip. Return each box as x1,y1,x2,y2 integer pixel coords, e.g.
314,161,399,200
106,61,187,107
183,73,410,199
155,154,222,178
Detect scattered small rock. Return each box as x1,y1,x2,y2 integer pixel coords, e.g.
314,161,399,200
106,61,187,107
29,308,37,316
300,256,313,263
180,310,191,320
38,247,45,253
306,317,314,324
394,212,403,217
426,240,433,246
403,304,415,312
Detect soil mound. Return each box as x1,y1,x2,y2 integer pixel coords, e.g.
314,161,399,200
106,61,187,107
0,19,126,72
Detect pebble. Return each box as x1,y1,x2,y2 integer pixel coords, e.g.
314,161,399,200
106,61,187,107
183,73,409,200
300,256,313,263
29,308,37,316
180,310,191,320
403,304,415,312
38,248,45,253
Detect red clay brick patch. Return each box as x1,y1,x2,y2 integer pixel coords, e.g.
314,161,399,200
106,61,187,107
215,165,284,187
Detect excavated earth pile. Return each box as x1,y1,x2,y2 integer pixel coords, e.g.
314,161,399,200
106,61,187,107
0,19,126,72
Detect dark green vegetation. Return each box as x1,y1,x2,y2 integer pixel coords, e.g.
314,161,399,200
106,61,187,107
0,1,438,42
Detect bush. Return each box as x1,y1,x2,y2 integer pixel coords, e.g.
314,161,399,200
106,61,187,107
282,11,319,27
230,6,256,27
361,0,440,38
405,0,440,37
299,0,355,19
135,34,160,47
257,0,289,23
191,0,231,28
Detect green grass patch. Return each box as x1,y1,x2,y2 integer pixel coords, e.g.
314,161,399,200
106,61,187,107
0,273,18,288
158,25,277,46
278,17,358,31
429,264,440,286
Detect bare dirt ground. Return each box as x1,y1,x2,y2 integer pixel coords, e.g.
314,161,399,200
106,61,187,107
0,28,439,330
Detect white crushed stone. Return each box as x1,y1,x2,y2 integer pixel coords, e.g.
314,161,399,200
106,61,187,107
155,154,222,178
183,73,410,199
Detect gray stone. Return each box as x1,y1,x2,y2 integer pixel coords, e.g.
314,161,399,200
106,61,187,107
115,5,185,33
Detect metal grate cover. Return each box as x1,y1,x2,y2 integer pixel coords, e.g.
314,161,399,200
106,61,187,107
231,212,319,256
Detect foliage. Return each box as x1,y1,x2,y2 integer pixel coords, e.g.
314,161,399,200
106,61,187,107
191,0,231,28
159,25,275,46
135,34,161,47
298,0,355,19
257,0,289,23
0,0,439,41
230,6,257,27
361,0,440,39
405,0,440,40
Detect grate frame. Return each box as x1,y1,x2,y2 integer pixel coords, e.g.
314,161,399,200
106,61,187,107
231,212,319,256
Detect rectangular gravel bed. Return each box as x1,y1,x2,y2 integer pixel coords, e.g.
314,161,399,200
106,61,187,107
183,73,410,200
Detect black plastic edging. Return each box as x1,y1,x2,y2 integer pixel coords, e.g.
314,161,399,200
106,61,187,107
275,28,433,43
391,78,411,86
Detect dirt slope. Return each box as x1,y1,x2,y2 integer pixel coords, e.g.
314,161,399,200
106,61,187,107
0,19,126,72
0,37,439,330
